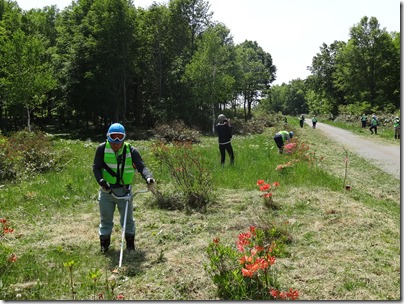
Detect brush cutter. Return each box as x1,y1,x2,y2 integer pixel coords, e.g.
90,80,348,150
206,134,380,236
110,189,149,268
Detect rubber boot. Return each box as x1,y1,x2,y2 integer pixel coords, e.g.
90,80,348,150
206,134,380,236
100,235,110,253
125,234,135,251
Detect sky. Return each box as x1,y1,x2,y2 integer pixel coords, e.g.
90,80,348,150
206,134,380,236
16,0,401,85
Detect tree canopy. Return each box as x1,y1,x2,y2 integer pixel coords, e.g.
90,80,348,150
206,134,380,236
0,0,399,133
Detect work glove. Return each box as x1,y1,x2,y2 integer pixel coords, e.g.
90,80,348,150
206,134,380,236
99,179,110,191
146,177,156,191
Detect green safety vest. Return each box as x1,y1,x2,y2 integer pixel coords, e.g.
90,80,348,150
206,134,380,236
361,116,367,121
277,130,290,142
102,142,135,185
394,119,400,128
312,117,317,122
371,118,378,126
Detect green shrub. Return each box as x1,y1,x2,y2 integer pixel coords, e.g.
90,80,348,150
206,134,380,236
0,130,68,182
153,120,201,143
152,141,214,211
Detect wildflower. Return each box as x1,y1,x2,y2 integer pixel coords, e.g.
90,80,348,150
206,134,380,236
255,258,269,270
0,218,6,224
256,180,265,185
266,254,276,265
254,245,265,253
8,254,17,263
259,183,270,191
237,232,252,252
239,255,252,265
263,193,272,198
213,238,220,244
241,268,254,277
3,227,14,234
116,294,125,300
250,247,258,257
249,226,256,235
270,289,279,298
279,291,287,299
286,288,299,300
272,181,280,187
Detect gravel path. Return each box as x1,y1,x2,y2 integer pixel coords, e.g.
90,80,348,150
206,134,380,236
304,121,401,179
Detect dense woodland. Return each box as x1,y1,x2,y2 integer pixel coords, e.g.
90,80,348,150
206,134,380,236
0,0,400,133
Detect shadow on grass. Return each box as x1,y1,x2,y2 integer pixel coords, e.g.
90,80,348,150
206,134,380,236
104,249,147,277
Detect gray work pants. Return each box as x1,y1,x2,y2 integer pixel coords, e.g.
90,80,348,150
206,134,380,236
97,187,135,237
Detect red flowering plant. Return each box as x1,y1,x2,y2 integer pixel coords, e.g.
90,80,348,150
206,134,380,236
206,226,299,300
257,180,280,209
0,217,14,239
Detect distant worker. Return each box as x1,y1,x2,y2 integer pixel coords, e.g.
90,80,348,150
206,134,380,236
273,130,294,154
361,114,367,128
312,116,318,129
369,115,379,135
299,114,305,128
215,114,234,166
393,116,400,139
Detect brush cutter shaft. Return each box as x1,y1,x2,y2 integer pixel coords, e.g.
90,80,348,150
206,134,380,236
108,189,148,268
118,200,129,268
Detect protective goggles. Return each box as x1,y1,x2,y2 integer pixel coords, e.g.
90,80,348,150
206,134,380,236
107,132,126,142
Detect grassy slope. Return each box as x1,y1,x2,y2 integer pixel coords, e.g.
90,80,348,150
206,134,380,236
0,121,400,300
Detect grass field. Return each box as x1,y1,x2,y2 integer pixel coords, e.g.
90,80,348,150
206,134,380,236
0,118,400,300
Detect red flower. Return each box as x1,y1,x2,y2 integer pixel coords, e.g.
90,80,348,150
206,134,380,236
239,255,252,265
3,227,14,234
116,294,125,300
272,181,280,187
254,245,264,253
0,218,6,224
213,238,220,244
259,184,270,191
270,289,279,298
249,226,256,235
241,268,254,277
8,254,17,263
255,258,269,270
256,180,265,185
263,193,272,198
267,255,276,265
286,288,299,300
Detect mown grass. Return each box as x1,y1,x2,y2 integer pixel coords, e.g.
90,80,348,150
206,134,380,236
0,118,400,300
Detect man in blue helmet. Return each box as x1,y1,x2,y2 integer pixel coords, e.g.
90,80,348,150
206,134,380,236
273,130,294,154
92,123,155,253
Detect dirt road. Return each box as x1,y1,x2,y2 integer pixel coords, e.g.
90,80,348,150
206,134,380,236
304,121,401,180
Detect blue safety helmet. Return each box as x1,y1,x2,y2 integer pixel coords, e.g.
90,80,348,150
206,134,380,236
107,123,126,143
289,131,294,138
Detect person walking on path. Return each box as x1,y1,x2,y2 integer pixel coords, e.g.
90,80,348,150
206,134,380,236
361,114,367,128
273,130,294,154
215,114,234,166
312,116,318,129
393,116,400,139
92,123,155,253
299,114,305,128
369,115,379,135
